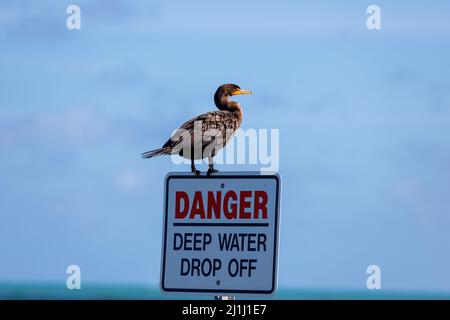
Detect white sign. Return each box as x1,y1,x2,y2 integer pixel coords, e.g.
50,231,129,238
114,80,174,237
160,172,281,295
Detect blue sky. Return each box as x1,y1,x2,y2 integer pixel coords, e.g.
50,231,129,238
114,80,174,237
1,0,450,294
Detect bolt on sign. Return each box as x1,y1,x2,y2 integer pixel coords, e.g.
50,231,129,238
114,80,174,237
160,172,281,295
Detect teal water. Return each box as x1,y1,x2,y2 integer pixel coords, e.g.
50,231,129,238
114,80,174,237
1,283,449,300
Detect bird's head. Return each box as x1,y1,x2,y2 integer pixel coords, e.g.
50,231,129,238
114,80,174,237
214,84,252,111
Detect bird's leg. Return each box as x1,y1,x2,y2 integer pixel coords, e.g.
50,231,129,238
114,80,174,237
191,157,200,176
207,156,218,176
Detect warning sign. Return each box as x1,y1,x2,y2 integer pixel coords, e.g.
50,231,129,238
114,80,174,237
160,172,281,295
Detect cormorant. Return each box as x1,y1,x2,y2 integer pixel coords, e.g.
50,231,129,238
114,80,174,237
141,84,252,176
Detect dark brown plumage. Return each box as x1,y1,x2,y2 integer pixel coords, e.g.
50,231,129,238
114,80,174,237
142,84,252,175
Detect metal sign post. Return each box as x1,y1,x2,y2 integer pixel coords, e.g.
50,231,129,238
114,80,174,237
160,172,281,297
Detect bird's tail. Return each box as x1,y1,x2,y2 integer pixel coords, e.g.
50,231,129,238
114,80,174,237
141,146,171,159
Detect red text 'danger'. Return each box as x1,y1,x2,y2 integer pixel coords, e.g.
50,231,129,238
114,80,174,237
175,190,268,220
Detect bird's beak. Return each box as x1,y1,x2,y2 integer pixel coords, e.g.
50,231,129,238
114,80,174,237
231,89,253,96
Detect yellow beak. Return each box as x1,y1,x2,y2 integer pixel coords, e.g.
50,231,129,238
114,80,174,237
231,89,253,96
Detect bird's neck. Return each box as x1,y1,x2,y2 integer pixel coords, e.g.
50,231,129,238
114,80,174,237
214,96,242,114
215,96,243,119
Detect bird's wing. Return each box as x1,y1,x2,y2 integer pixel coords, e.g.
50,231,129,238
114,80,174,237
191,111,240,147
163,111,240,152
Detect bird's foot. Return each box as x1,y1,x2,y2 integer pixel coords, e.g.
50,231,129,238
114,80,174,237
191,163,201,176
207,166,218,176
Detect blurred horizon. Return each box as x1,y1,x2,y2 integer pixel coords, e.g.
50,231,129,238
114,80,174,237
2,282,450,300
1,0,450,297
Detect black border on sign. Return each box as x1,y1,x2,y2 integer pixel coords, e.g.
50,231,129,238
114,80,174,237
160,173,281,295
